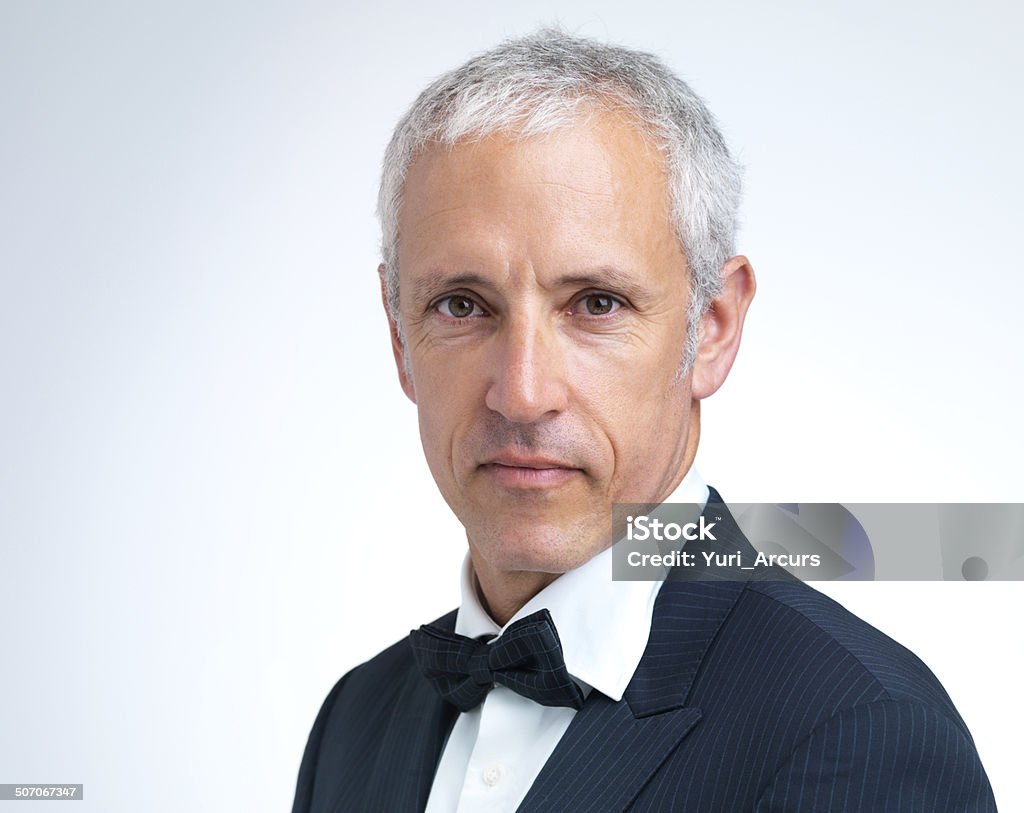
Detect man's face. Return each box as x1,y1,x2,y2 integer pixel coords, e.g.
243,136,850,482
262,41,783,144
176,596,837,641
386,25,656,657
391,112,700,576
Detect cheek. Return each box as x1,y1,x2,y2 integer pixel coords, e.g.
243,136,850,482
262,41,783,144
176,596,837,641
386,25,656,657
566,342,690,462
567,333,682,413
413,365,483,472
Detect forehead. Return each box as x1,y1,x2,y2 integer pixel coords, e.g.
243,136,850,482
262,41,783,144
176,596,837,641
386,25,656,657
396,111,679,275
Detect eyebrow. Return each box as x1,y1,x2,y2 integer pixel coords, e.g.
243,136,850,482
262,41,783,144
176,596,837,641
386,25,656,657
409,266,658,306
409,272,494,305
555,269,654,301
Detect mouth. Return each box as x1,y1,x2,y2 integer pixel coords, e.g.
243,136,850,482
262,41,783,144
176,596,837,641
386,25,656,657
479,454,583,489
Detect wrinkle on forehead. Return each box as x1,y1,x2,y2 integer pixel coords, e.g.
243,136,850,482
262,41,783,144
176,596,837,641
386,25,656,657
395,111,684,304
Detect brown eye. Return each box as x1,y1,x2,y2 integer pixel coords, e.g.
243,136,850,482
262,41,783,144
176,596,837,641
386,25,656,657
584,294,617,315
443,296,476,317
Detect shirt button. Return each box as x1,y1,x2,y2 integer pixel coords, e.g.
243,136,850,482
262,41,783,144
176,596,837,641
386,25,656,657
483,765,504,786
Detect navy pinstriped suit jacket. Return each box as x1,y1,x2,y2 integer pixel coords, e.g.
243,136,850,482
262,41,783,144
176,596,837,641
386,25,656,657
292,492,997,811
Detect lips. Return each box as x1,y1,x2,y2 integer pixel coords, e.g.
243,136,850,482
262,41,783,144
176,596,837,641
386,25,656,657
486,454,574,469
479,453,582,489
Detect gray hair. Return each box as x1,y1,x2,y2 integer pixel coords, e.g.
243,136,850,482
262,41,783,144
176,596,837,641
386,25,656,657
377,28,742,372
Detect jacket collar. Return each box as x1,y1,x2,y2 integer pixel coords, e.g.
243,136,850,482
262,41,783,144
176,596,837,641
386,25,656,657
518,491,759,811
624,488,756,716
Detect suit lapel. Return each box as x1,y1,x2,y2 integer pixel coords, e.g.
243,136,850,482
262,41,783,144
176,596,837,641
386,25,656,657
518,493,754,812
517,691,702,812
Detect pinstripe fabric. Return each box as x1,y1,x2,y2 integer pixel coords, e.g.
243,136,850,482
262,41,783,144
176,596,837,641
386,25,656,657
410,608,585,711
292,491,997,812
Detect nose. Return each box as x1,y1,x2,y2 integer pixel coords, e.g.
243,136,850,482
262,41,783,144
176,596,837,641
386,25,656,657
484,315,569,423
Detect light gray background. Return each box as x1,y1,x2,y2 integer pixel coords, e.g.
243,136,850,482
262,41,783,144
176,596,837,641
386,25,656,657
1,1,1021,811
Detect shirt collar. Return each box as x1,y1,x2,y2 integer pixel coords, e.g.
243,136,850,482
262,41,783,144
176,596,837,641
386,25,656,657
455,467,709,702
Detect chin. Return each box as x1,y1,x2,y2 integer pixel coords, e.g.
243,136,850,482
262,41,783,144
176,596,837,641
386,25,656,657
474,520,608,575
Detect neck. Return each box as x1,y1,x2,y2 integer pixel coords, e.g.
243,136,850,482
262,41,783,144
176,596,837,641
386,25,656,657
471,565,557,627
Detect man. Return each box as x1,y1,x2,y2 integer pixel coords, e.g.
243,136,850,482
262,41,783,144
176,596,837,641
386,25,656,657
293,30,996,812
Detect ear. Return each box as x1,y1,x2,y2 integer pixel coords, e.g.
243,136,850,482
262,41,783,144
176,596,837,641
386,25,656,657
690,255,756,400
379,264,417,403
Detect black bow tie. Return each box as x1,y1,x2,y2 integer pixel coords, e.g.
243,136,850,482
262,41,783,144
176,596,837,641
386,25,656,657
410,608,585,712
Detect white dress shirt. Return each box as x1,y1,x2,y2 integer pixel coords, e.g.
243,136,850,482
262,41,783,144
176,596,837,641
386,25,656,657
424,469,709,813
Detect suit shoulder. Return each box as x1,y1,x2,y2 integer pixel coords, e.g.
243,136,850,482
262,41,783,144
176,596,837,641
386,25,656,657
295,609,456,778
735,580,969,731
292,609,457,812
329,607,457,703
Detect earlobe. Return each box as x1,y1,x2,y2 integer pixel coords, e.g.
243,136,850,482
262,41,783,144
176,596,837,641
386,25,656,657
690,255,756,400
378,263,417,404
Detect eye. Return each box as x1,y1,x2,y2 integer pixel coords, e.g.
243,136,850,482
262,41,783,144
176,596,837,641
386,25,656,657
577,293,623,316
435,295,484,318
